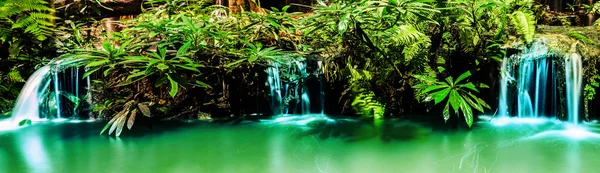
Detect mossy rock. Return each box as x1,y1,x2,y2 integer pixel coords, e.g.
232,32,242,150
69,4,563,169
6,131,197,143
506,25,600,61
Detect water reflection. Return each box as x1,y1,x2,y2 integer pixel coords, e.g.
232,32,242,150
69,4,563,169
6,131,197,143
2,119,600,173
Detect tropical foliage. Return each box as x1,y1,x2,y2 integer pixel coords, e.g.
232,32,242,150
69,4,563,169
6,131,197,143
414,71,490,127
6,0,595,135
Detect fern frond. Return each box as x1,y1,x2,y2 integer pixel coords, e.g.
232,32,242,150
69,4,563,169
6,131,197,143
0,0,55,41
387,25,426,45
509,9,536,43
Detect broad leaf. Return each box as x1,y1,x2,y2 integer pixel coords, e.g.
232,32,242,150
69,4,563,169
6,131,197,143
138,103,152,117
127,109,137,130
459,96,474,128
443,102,450,122
338,13,351,36
157,64,169,70
455,71,471,84
449,90,461,113
100,113,121,135
433,88,451,104
167,74,179,98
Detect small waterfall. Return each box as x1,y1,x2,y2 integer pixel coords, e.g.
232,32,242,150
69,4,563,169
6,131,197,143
10,66,52,123
295,61,311,115
497,56,511,117
496,39,584,124
534,58,548,116
53,71,62,118
267,64,283,115
266,59,323,116
517,59,535,117
497,40,559,118
565,52,583,124
1,64,95,130
317,61,325,115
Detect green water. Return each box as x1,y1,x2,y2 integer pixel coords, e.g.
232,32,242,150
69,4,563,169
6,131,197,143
2,116,600,173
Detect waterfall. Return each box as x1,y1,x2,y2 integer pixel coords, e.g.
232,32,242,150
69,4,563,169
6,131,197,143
0,64,96,130
266,59,323,116
317,61,325,115
295,61,311,115
9,66,52,123
267,64,283,115
565,52,583,124
517,59,535,117
496,39,584,124
497,56,511,117
497,40,560,118
53,71,62,118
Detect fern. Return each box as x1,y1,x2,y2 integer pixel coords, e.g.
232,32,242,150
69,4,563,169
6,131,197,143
351,92,385,119
568,32,596,45
509,9,536,43
0,0,56,41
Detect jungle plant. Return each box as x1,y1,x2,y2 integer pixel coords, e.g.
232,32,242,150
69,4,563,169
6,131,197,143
413,71,490,127
99,100,153,137
0,0,56,41
226,41,287,68
118,43,207,98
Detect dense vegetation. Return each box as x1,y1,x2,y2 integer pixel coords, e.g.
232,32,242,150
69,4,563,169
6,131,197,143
1,0,600,136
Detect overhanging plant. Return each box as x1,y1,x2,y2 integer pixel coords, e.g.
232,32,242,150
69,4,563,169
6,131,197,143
413,71,490,127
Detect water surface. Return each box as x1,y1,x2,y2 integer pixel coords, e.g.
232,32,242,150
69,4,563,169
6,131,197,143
1,116,600,173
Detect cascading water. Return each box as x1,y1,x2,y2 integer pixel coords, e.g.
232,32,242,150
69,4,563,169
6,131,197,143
565,51,582,124
497,56,512,117
266,59,325,116
295,61,311,115
10,66,53,123
1,64,95,130
496,39,583,124
267,64,283,115
317,61,325,115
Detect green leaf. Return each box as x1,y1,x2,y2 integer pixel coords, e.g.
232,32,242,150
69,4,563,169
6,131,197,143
459,82,479,92
18,119,32,126
338,13,351,36
248,56,259,62
174,64,200,73
225,59,247,68
157,64,169,70
463,94,484,112
479,83,490,88
443,102,450,122
195,80,212,89
266,19,280,29
509,9,536,43
102,42,112,52
282,5,290,12
177,41,192,57
455,71,471,84
449,90,461,113
86,60,109,68
421,85,448,94
167,74,179,98
460,97,474,128
433,88,451,104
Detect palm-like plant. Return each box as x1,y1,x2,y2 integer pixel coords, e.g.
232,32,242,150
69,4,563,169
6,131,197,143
413,71,490,127
119,43,207,98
